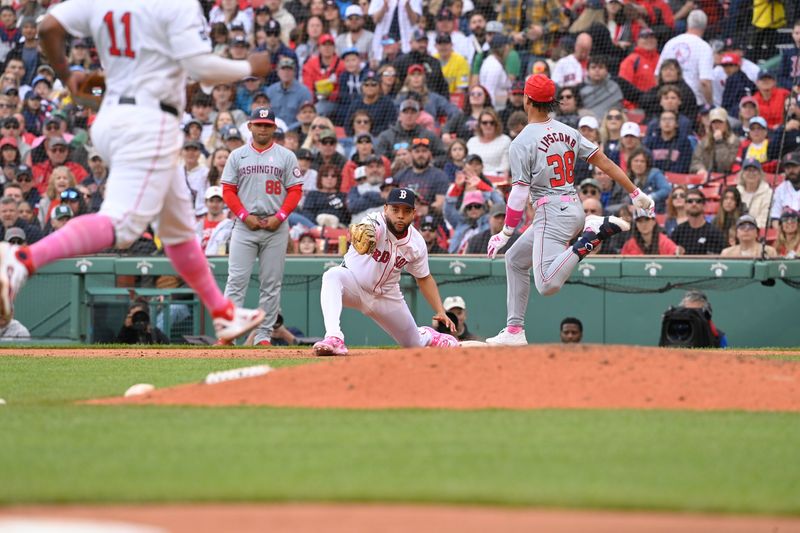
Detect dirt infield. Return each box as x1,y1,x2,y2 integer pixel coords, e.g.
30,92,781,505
3,504,800,533
88,344,800,412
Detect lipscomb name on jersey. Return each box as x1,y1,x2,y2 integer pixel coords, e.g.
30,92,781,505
538,132,577,153
370,248,408,270
239,164,285,178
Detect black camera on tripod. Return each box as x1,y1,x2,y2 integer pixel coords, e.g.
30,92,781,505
659,306,720,348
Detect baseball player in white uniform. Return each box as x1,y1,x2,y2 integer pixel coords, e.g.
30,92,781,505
485,74,655,346
313,187,459,356
0,0,274,342
221,107,304,345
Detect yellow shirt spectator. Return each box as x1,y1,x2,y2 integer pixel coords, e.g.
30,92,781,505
435,51,470,95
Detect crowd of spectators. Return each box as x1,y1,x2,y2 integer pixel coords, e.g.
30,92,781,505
0,0,799,258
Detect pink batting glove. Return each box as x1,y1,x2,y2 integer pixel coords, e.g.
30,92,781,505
487,229,513,258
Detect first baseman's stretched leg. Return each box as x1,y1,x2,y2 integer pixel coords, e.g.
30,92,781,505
504,225,535,328
366,290,426,347
532,202,584,296
319,266,365,341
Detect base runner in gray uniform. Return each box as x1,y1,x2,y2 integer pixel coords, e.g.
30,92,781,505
221,108,304,345
485,75,656,346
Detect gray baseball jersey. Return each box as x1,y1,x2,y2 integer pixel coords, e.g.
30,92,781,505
509,118,599,203
221,143,303,216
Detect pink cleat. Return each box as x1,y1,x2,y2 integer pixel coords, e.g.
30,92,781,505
420,326,460,348
313,336,348,356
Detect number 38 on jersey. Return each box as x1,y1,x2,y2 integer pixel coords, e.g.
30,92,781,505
546,151,575,187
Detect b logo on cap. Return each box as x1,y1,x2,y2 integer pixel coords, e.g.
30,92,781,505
399,190,407,199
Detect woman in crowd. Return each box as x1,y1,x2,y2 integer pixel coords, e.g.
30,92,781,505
295,15,325,68
301,115,337,152
68,39,91,70
206,148,231,189
38,165,76,226
301,163,350,226
17,201,36,227
712,186,745,238
208,0,253,34
210,23,230,56
663,184,689,236
690,108,740,179
466,109,511,177
721,215,776,258
204,111,236,153
442,139,468,182
626,147,671,213
599,108,625,165
621,211,679,255
554,86,581,129
0,137,20,169
341,110,374,158
640,58,698,122
736,158,772,228
443,85,492,144
377,64,401,98
395,65,460,124
775,210,800,258
294,233,318,255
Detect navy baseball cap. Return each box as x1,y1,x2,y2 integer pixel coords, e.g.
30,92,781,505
386,187,415,207
249,107,276,125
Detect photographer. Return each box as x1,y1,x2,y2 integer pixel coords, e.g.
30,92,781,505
116,300,169,345
660,290,727,348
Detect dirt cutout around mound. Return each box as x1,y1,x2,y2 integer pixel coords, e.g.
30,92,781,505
90,344,800,411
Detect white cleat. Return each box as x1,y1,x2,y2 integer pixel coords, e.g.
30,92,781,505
486,327,528,346
213,307,265,343
583,215,630,237
0,243,30,320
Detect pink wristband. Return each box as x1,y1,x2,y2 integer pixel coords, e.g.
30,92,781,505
504,206,523,229
237,210,249,221
275,210,288,222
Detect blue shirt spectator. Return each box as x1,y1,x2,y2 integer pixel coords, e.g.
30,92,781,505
265,58,313,126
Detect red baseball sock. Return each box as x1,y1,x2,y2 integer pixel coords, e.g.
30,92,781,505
164,239,231,319
28,213,115,270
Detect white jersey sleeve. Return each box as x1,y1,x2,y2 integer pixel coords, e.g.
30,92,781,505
49,0,93,38
166,1,213,60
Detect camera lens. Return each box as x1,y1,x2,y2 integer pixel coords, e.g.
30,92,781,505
666,320,692,343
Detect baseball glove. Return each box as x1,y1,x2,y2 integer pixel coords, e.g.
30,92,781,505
349,222,377,255
72,72,106,111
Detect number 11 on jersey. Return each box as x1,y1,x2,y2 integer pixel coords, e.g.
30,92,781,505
103,11,135,58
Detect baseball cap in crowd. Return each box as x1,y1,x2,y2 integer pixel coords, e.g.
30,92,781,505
435,33,452,45
53,204,73,220
15,164,31,178
31,75,51,88
205,186,223,200
639,27,656,38
49,137,69,148
736,214,758,229
363,70,379,82
4,227,25,244
355,132,373,144
489,203,506,218
437,7,455,19
465,153,483,164
381,36,397,46
420,215,436,231
3,86,17,96
621,121,641,138
323,0,337,8
380,177,396,189
273,128,285,140
780,209,799,221
720,53,741,66
71,38,88,48
364,154,382,165
183,118,202,133
387,187,416,207
510,80,525,95
37,65,55,77
490,34,511,49
580,178,601,191
265,19,281,34
255,5,270,14
230,35,249,47
578,115,599,130
400,99,420,112
354,166,367,182
525,74,556,103
757,70,775,81
278,57,296,69
319,128,337,142
460,191,485,212
0,137,16,149
749,116,767,129
249,107,276,125
411,137,431,150
443,295,466,311
222,125,243,140
739,95,758,108
24,91,41,101
486,21,504,34
341,47,360,59
709,107,729,123
407,64,425,75
345,4,363,18
299,100,315,111
742,158,762,171
782,151,800,167
296,148,313,160
412,28,428,41
230,23,246,33
182,139,203,150
2,117,18,129
318,34,335,46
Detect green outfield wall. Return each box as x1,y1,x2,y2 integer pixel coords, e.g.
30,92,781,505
15,256,800,347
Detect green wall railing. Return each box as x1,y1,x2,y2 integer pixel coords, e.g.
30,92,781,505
15,256,800,347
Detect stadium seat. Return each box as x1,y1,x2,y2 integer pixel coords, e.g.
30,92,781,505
704,200,719,215
334,126,346,139
764,227,778,244
626,109,645,124
655,213,666,226
701,183,721,200
664,172,706,186
764,173,785,188
724,173,739,186
449,92,465,109
639,124,648,136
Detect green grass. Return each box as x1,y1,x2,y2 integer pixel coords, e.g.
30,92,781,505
1,356,799,514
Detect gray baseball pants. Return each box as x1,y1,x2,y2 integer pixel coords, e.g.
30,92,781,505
504,198,584,327
224,220,289,343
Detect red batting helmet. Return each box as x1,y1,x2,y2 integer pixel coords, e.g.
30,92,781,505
524,74,556,103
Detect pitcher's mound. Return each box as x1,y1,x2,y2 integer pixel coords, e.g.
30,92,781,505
89,344,800,412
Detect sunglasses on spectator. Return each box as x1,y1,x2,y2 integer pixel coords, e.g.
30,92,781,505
265,31,280,37
363,81,378,87
16,175,31,182
45,124,60,131
465,203,483,210
8,237,23,244
356,138,372,144
61,189,79,200
606,113,622,120
480,120,496,126
0,104,13,109
581,187,599,195
401,108,418,114
686,198,705,204
321,139,336,145
672,193,686,199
